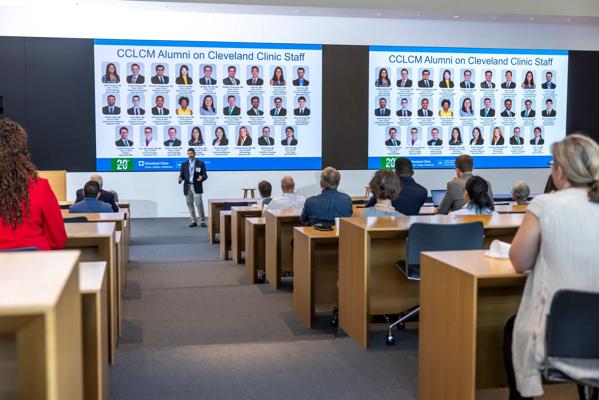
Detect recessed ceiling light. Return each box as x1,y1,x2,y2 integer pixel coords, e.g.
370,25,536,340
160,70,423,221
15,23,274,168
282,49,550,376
454,15,459,19
376,12,382,16
529,17,535,21
416,13,421,17
295,9,300,13
566,18,572,22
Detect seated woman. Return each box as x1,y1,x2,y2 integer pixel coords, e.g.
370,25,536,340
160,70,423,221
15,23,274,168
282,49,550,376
505,134,599,400
511,181,530,205
450,176,494,215
0,119,66,250
362,170,403,217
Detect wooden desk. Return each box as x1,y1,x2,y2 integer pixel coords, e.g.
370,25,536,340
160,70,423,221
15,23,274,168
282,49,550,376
38,170,67,201
244,217,266,284
495,204,527,214
0,250,83,399
338,214,524,349
60,200,131,212
419,205,436,215
79,261,109,400
219,211,232,260
231,207,263,264
65,222,118,364
265,209,302,289
115,231,123,337
208,198,258,244
293,227,339,328
419,250,526,400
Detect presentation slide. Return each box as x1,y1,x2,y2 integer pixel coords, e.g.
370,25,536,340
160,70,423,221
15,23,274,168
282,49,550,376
94,39,322,172
368,46,568,169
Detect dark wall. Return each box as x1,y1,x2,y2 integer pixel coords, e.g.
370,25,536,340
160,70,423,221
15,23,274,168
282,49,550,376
567,51,599,143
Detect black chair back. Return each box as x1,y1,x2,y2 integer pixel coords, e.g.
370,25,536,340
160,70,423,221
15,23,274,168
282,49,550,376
0,247,39,252
406,222,485,267
546,290,599,359
222,202,250,211
63,216,89,223
60,204,71,209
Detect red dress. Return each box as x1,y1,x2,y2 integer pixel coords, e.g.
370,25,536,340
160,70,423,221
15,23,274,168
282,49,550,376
0,178,67,250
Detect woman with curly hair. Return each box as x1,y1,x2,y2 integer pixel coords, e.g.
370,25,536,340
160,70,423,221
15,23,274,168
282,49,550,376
0,119,66,250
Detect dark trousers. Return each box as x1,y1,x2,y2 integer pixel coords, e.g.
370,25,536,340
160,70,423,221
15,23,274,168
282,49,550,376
504,315,598,400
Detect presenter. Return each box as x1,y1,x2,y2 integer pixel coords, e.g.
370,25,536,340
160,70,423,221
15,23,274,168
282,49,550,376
397,68,413,88
502,70,516,89
189,127,205,146
258,126,275,145
459,98,474,116
480,98,495,117
510,126,525,145
199,65,217,85
176,96,193,116
409,127,421,146
530,127,545,145
151,64,169,84
470,127,484,145
102,95,121,115
542,99,556,117
294,97,310,116
127,95,145,115
439,99,453,117
115,127,133,147
151,95,169,115
396,98,412,117
176,65,193,85
521,71,536,89
385,127,400,146
237,126,252,146
200,95,217,116
293,67,310,86
449,127,463,145
374,98,391,116
417,69,433,88
427,128,443,146
501,99,516,117
126,63,145,84
212,127,229,146
480,70,496,88
541,71,556,89
223,66,240,85
417,98,433,117
439,69,454,88
178,148,207,227
270,66,286,86
460,70,475,88
101,63,120,83
247,96,264,116
521,100,536,118
247,66,264,85
491,127,505,145
164,127,181,147
375,68,391,87
281,126,298,146
223,96,241,116
270,97,287,116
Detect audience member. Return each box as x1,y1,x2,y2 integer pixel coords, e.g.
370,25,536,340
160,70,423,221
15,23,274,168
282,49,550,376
258,180,273,207
69,181,113,213
361,170,402,216
263,176,305,216
365,157,427,215
511,181,531,205
437,155,494,214
75,174,119,212
300,167,352,225
450,176,495,215
0,118,66,250
505,134,599,400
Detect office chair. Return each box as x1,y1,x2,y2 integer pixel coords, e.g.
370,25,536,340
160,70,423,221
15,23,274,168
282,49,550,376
386,221,484,345
60,204,71,209
63,216,89,223
544,290,599,399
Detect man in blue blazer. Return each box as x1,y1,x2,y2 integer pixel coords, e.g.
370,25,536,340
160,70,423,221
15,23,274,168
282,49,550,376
75,175,119,212
365,158,427,215
70,181,113,213
178,148,208,227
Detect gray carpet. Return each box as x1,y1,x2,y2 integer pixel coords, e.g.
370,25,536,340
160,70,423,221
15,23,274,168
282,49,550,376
111,218,419,399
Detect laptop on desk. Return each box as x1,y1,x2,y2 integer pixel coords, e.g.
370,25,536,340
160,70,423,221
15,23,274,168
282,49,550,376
431,190,447,207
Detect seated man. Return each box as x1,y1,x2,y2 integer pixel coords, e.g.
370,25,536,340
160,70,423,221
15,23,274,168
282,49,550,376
365,157,427,215
437,154,494,214
258,180,272,207
70,181,113,213
263,176,306,217
300,167,352,225
75,174,119,212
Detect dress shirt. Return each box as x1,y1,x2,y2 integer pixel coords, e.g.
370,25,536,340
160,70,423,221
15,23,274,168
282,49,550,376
300,188,353,225
263,192,306,216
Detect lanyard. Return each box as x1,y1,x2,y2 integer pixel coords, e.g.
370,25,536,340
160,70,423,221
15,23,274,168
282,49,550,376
189,161,195,181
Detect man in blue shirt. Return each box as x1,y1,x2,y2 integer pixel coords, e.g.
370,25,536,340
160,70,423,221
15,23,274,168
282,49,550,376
70,181,113,213
365,158,428,215
300,167,352,225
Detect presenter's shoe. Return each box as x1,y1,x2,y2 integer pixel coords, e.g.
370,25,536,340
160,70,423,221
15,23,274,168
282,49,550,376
200,222,207,227
189,222,197,227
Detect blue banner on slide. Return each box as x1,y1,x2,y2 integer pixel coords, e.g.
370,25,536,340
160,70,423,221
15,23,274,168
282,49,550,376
368,156,552,170
97,157,322,172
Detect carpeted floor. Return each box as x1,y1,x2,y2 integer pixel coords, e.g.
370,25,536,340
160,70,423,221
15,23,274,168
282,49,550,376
110,218,420,399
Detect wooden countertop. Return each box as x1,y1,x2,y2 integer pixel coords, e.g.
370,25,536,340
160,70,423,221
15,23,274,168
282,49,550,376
65,222,116,237
421,249,526,279
341,213,524,231
79,262,107,294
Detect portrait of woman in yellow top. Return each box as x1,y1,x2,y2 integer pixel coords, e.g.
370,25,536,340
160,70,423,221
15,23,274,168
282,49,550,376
176,96,193,116
438,99,453,117
176,65,193,85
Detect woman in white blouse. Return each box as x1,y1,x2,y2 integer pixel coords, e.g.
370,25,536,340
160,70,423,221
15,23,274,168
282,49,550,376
505,134,599,399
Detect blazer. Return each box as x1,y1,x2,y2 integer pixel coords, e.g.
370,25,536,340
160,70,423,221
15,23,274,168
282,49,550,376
151,106,169,115
247,77,264,85
164,139,182,147
385,139,401,146
126,74,145,84
237,137,252,146
179,159,208,195
175,76,193,84
366,176,427,216
188,140,205,146
470,137,484,146
417,109,433,117
437,172,494,214
281,138,298,146
223,106,241,116
480,81,496,88
292,78,310,86
491,137,505,145
530,138,545,145
127,107,145,115
510,136,525,145
396,109,412,117
115,139,133,147
521,109,536,117
542,109,556,117
199,77,217,85
501,110,516,117
151,75,169,84
258,136,275,145
427,139,443,146
374,108,390,116
212,138,229,146
480,108,496,117
223,77,240,85
75,189,119,212
417,79,434,88
460,80,475,88
439,80,454,88
501,81,516,89
294,107,310,116
396,79,413,88
541,82,556,89
247,108,264,116
270,108,287,116
102,106,121,115
70,197,113,213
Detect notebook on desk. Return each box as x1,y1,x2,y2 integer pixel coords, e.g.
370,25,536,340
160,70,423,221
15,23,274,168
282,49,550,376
431,190,447,207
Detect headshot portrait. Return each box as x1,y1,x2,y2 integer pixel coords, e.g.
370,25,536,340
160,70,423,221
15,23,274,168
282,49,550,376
258,125,275,146
115,126,133,147
199,64,217,85
521,70,536,89
417,97,433,117
470,126,484,146
439,69,454,88
449,127,463,145
460,97,474,117
237,126,253,146
151,95,169,116
439,99,453,117
176,96,193,116
188,126,205,146
460,69,475,89
501,70,516,89
223,95,241,116
427,127,443,146
102,94,121,115
126,63,144,84
397,68,413,88
270,66,287,86
480,97,496,117
293,96,310,116
292,67,310,86
417,68,434,88
481,70,496,88
223,65,240,85
247,96,264,116
101,62,120,84
127,94,145,115
212,126,229,146
510,126,525,145
521,99,536,118
141,126,156,147
164,126,182,147
270,96,287,116
175,64,193,85
375,67,392,87
374,97,391,116
542,98,556,117
385,127,401,146
396,97,412,117
151,64,169,84
408,127,421,146
281,126,298,146
246,65,264,86
501,98,516,117
530,126,544,145
200,95,217,116
542,70,556,89
490,126,505,145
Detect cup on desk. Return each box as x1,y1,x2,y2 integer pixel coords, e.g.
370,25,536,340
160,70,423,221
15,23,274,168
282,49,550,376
334,217,340,228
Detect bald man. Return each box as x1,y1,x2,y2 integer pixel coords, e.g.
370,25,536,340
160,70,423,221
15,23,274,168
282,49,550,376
262,176,306,216
74,174,119,212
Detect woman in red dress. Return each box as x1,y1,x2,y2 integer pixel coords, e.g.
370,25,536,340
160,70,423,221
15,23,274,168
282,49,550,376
0,119,66,250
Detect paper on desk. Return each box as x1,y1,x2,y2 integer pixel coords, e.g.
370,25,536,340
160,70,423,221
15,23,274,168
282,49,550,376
485,239,511,259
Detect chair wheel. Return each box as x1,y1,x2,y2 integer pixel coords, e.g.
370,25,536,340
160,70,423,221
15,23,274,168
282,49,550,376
386,334,395,346
397,322,405,330
330,318,338,327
